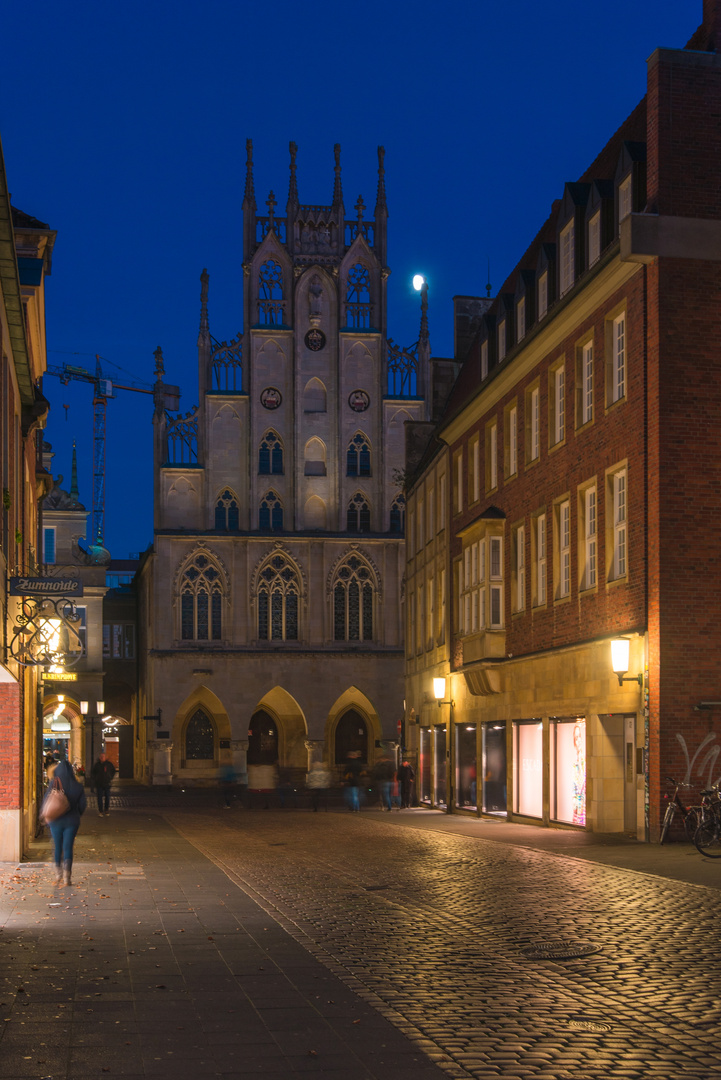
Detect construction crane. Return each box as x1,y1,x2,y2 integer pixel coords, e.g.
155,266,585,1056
45,355,180,545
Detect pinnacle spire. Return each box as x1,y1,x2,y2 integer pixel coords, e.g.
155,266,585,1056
332,144,343,209
374,146,387,215
419,278,430,352
287,141,298,211
243,138,256,210
199,268,210,339
70,440,79,503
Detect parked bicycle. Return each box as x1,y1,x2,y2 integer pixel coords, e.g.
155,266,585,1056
659,777,703,843
694,785,721,858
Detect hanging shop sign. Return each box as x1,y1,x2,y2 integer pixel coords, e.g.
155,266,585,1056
10,577,83,597
41,672,78,682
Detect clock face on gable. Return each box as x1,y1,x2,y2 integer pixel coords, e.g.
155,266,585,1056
305,329,326,352
348,390,370,413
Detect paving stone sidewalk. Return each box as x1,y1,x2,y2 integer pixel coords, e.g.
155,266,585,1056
0,812,448,1080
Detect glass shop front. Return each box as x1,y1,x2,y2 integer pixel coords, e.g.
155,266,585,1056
482,722,507,815
455,723,477,809
512,717,587,826
419,727,431,803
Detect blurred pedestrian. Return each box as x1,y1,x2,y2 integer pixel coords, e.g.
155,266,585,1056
398,760,415,808
42,758,86,886
91,751,116,816
306,760,331,811
344,751,362,812
372,754,395,811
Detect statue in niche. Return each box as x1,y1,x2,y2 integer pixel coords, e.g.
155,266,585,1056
318,224,331,252
309,276,323,323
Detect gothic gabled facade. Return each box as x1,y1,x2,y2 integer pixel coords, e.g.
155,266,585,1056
139,143,430,786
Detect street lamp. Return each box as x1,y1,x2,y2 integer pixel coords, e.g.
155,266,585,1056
610,638,643,687
433,677,454,708
81,699,106,768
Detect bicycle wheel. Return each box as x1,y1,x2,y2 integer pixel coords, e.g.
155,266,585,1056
660,803,675,844
694,818,721,858
684,807,702,842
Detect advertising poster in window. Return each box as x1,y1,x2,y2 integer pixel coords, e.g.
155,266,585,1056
552,718,586,826
513,721,543,818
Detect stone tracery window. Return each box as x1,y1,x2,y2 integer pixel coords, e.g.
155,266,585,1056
390,494,405,533
345,263,371,329
215,489,239,530
346,432,371,477
259,431,284,475
259,491,283,531
180,552,224,641
333,554,375,641
257,553,300,641
347,492,371,533
184,708,215,760
258,260,284,325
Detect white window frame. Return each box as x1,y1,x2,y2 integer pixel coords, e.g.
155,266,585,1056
498,320,506,362
517,297,526,341
456,453,463,513
472,439,480,503
508,406,518,477
560,220,575,296
538,272,548,320
440,568,446,644
439,474,446,532
584,487,597,589
515,525,525,612
612,470,627,579
537,514,546,606
553,365,565,445
481,340,489,380
489,536,503,628
582,342,593,425
427,577,434,648
612,314,625,402
427,487,434,542
489,424,498,490
588,211,601,267
530,387,539,461
418,500,424,552
558,500,570,599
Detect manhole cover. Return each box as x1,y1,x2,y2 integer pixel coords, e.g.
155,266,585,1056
521,941,601,960
569,1018,612,1034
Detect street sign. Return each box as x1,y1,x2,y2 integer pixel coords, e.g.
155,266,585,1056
10,576,83,597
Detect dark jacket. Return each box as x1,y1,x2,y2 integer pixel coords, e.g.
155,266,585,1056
91,758,116,787
44,760,87,824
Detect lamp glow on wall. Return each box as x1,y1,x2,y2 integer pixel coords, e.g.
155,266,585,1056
433,677,454,708
610,638,643,687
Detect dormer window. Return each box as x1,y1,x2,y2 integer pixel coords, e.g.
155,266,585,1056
538,272,548,320
481,339,489,380
516,297,526,342
615,141,646,232
497,320,506,362
588,212,601,267
559,220,575,296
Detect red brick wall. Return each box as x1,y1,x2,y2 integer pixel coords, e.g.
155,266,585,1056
0,682,21,809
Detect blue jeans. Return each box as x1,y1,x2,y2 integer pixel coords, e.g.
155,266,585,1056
345,785,360,811
49,818,79,866
379,781,392,809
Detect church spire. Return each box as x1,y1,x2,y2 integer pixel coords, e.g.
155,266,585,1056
243,138,256,210
70,440,79,504
332,143,344,211
418,277,430,355
287,141,298,212
198,268,210,344
374,145,387,215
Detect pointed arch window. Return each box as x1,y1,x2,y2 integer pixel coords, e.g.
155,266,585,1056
184,708,215,760
346,433,371,477
259,491,283,531
347,492,371,533
333,555,375,641
259,431,283,475
214,489,239,530
180,552,224,641
258,260,284,325
303,377,327,413
257,553,300,641
345,263,371,329
390,494,405,533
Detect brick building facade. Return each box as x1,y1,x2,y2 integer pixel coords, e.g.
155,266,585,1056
405,1,721,838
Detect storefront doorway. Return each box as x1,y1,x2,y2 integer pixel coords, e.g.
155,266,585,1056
512,719,543,819
550,717,586,826
419,727,431,803
455,724,477,809
434,725,447,807
482,722,507,815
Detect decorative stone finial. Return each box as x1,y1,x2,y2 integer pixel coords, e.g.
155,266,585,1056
266,190,276,228
332,144,343,208
287,141,298,210
355,195,365,222
199,269,210,336
374,145,387,215
243,138,256,210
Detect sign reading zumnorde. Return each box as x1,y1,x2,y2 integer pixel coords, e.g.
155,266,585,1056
9,577,83,597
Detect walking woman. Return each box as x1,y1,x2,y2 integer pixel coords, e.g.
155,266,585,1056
44,758,86,886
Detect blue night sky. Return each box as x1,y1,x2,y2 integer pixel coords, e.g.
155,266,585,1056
2,0,691,559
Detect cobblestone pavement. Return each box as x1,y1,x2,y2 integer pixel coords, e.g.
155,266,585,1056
164,806,721,1080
